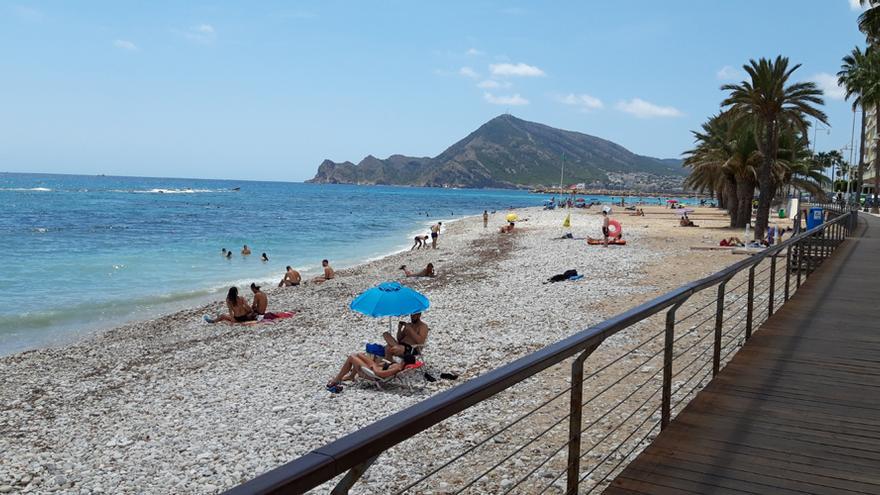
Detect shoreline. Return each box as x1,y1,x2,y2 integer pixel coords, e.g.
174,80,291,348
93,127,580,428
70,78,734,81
0,205,744,494
0,210,477,358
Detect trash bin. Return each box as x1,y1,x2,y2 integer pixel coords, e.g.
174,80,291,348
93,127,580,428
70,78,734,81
778,208,786,218
806,207,824,230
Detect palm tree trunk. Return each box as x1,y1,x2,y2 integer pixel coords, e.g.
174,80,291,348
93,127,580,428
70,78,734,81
754,122,775,240
723,177,737,226
855,106,867,208
735,177,754,228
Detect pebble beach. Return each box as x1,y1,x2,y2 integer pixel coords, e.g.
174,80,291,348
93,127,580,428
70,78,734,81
0,205,748,494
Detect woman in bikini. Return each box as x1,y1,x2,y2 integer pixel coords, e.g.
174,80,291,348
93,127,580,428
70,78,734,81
326,352,415,393
204,286,257,323
400,263,435,277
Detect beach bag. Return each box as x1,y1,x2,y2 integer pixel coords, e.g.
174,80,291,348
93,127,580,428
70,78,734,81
549,269,578,283
366,343,386,356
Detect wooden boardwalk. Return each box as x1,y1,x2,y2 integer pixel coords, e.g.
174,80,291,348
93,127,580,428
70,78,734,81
606,214,880,495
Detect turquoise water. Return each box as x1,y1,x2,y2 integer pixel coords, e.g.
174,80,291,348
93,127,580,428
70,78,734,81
1,172,696,355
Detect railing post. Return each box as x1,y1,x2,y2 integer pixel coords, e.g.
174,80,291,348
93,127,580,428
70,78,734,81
713,282,726,377
661,302,683,430
784,244,791,302
745,266,755,340
566,345,598,495
768,255,776,317
796,239,803,288
330,455,379,495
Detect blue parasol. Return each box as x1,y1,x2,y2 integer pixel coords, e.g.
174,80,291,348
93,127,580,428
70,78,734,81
350,282,430,318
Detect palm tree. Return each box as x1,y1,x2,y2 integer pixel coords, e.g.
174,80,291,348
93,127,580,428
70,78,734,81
859,1,880,44
722,56,828,239
683,113,758,228
839,46,880,212
838,46,872,206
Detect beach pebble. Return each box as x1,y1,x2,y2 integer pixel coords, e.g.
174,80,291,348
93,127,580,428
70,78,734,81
0,206,733,494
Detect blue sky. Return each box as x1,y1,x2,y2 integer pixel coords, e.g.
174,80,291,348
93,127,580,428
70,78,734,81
0,1,869,181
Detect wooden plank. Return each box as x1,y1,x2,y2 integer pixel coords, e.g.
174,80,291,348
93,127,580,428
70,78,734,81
606,214,880,494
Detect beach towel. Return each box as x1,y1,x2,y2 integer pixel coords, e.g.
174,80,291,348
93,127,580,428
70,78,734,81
261,311,296,321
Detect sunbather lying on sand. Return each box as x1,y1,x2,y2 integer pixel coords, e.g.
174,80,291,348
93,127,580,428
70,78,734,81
500,221,515,233
400,263,435,277
719,237,745,247
326,352,416,393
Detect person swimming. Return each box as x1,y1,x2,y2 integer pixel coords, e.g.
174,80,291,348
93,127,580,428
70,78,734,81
241,245,252,256
225,250,232,259
261,252,269,262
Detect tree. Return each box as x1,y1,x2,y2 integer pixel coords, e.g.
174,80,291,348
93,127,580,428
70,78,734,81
683,113,759,228
722,56,828,239
839,45,880,212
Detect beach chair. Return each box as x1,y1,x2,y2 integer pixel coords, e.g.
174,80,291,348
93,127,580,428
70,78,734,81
358,360,426,390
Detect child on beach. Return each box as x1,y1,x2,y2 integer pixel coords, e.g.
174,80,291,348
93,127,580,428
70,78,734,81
411,235,429,250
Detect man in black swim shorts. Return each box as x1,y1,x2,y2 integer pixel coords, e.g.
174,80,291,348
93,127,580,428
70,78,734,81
383,312,429,358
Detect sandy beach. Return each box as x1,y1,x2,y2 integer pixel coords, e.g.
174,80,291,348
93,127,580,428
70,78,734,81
0,205,755,494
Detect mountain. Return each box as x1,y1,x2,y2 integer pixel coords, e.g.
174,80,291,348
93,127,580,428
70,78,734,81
308,115,684,189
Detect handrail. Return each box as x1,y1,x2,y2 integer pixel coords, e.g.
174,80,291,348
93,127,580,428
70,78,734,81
226,206,856,495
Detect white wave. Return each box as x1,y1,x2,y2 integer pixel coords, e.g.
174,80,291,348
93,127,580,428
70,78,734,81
0,187,53,192
124,188,231,194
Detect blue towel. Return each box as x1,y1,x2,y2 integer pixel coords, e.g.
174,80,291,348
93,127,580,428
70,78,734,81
568,275,584,281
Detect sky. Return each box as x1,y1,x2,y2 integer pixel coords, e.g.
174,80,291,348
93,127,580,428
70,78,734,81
0,1,870,182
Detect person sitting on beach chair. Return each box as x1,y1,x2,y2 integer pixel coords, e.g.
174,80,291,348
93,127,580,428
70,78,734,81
326,352,416,393
383,312,428,358
400,263,435,278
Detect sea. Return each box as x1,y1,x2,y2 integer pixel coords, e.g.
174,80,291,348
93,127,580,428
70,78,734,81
1,172,697,356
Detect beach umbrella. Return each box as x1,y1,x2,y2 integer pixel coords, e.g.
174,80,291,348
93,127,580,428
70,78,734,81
602,205,613,214
666,199,678,203
575,198,585,202
562,213,571,228
506,213,518,222
350,281,429,317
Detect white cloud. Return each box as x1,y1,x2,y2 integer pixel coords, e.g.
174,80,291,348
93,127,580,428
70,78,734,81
716,65,744,80
477,80,512,89
811,72,846,100
616,98,683,118
484,92,529,106
459,66,479,79
557,93,604,111
466,48,484,56
489,62,546,77
113,39,138,51
185,23,216,44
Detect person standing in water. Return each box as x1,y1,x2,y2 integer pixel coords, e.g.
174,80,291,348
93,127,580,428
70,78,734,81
430,222,441,249
241,245,251,256
483,210,489,228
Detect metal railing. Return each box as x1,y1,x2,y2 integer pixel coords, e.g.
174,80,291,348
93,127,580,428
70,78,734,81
227,207,859,495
